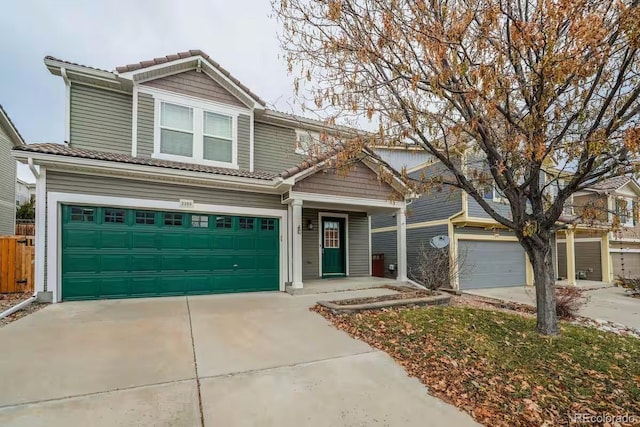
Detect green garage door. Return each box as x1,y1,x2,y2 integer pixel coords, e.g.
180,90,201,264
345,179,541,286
61,205,279,301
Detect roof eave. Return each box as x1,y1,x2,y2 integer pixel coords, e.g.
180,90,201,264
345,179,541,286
0,108,25,146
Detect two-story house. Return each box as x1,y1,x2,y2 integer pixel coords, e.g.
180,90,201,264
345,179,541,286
12,50,409,303
0,104,25,235
15,178,35,206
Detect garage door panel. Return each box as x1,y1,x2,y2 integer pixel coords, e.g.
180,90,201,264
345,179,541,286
61,205,280,300
459,240,526,289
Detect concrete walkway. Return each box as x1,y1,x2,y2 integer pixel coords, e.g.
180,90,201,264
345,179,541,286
0,289,478,426
466,283,640,329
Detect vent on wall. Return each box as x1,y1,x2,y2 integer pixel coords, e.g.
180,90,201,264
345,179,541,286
281,191,291,203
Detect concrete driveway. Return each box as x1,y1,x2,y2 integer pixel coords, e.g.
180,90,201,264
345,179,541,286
466,283,640,329
0,289,478,426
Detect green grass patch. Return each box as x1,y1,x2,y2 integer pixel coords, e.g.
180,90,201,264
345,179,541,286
317,305,640,426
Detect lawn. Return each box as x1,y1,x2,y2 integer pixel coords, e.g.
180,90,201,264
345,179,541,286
314,304,640,426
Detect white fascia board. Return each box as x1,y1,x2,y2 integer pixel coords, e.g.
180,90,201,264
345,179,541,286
290,191,404,209
0,109,25,146
44,57,118,81
12,151,282,192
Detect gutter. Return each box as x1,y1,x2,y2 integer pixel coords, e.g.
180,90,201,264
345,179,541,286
0,296,36,320
28,157,40,179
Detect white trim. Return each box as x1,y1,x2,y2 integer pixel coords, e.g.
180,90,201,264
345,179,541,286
249,110,255,172
61,68,71,143
556,237,604,243
368,215,372,276
35,166,46,294
287,202,293,283
152,94,239,169
396,208,407,281
46,192,288,303
290,191,402,209
611,237,640,243
610,248,640,253
131,85,138,156
318,212,349,277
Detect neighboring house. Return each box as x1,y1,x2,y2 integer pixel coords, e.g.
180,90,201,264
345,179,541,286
12,50,408,303
0,104,26,235
566,176,640,280
15,178,35,206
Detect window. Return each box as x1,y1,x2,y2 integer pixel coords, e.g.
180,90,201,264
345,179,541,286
160,102,194,157
204,112,232,163
70,207,94,222
324,221,340,248
616,197,635,227
239,217,254,230
164,213,183,226
483,185,495,201
191,215,209,228
135,211,156,225
104,209,125,224
295,129,320,155
154,96,237,167
261,218,275,231
216,216,232,229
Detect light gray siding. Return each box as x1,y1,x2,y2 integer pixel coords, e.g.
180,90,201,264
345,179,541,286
238,114,250,170
142,70,246,108
301,208,370,280
454,227,516,237
294,161,400,201
70,84,132,153
46,172,284,210
374,148,432,171
468,196,512,219
0,126,16,235
136,92,154,157
254,122,306,174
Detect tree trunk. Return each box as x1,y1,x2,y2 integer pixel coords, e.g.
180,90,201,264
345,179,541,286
528,243,559,336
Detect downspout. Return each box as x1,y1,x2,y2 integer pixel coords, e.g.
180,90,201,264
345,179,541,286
28,157,40,180
61,67,71,143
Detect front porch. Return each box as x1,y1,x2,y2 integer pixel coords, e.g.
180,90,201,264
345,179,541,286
285,276,406,295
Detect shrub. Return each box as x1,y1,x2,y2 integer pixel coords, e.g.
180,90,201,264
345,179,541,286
409,243,471,290
555,287,588,319
615,276,640,296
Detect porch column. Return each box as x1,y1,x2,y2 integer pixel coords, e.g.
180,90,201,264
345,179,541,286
291,199,304,288
565,229,576,286
601,233,612,283
396,207,407,281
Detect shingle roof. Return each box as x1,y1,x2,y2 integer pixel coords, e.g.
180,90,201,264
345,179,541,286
114,50,266,106
589,176,632,191
0,104,25,145
44,56,113,74
13,143,278,180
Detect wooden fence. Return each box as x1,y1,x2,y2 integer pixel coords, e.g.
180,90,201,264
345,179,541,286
0,236,35,293
15,223,35,236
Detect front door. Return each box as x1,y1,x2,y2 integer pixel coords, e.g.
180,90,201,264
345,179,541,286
322,217,346,278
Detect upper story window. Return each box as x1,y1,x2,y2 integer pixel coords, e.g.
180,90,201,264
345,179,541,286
616,197,635,227
295,129,320,155
153,96,238,169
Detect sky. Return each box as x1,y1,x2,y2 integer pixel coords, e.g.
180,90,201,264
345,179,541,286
0,0,299,183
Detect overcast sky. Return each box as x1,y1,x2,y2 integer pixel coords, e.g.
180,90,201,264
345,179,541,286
1,0,298,183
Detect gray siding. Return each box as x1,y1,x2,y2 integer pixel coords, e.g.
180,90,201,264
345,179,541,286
254,122,306,174
136,92,154,157
372,231,397,278
371,162,462,229
294,161,401,201
454,227,516,237
142,70,246,108
468,196,512,219
301,208,370,280
46,172,285,210
70,84,132,153
238,114,250,170
0,126,16,235
374,148,432,171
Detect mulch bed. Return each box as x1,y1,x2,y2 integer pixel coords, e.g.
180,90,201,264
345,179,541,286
330,288,437,306
0,292,46,327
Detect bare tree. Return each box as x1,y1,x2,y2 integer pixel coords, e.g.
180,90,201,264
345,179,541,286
410,243,472,291
273,0,640,335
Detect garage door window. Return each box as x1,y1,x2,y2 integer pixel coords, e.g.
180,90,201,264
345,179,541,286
135,211,156,225
216,216,232,229
239,217,254,230
104,209,126,224
191,215,209,228
261,218,275,231
164,213,184,226
70,207,94,223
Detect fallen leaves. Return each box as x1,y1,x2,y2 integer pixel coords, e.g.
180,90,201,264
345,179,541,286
312,304,640,427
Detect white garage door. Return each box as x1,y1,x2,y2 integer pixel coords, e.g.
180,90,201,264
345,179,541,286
459,240,526,289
